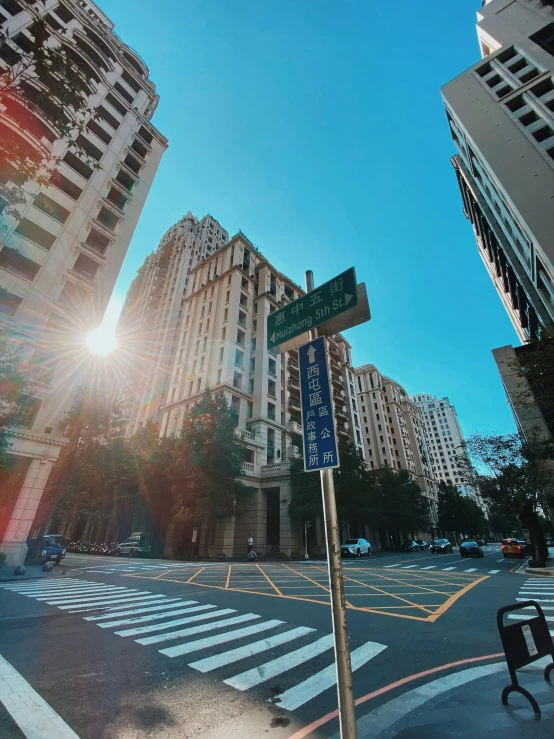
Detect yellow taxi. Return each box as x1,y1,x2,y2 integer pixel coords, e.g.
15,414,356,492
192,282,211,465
501,538,526,558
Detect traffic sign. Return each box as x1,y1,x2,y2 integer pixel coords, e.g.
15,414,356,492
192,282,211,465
298,336,339,472
267,267,358,350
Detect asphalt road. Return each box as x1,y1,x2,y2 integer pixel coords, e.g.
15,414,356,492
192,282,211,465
0,545,528,738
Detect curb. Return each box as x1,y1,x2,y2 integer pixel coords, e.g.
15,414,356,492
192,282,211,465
524,567,554,577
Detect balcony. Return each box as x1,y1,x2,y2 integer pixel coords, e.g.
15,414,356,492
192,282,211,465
287,377,300,392
241,462,257,476
261,462,288,476
331,373,343,388
287,358,299,372
335,406,348,420
337,427,350,439
234,427,262,444
288,398,301,414
288,420,303,435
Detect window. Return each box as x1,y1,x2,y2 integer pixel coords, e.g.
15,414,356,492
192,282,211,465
201,305,205,318
219,347,224,362
249,378,254,394
268,358,276,376
195,340,200,354
223,308,228,322
85,228,110,256
33,193,70,224
268,379,276,398
197,378,202,393
252,320,257,334
247,401,253,419
203,337,207,350
200,356,205,371
251,337,256,351
192,360,197,374
217,369,222,384
206,318,210,331
50,171,82,200
63,151,93,179
0,288,22,316
238,311,246,327
188,381,194,396
235,349,244,368
0,247,40,281
15,218,56,250
225,291,230,303
530,24,554,58
96,206,119,231
96,105,120,130
14,395,42,429
221,327,226,340
267,402,276,421
198,322,202,335
106,187,128,210
233,371,242,389
250,357,255,373
208,301,212,313
237,329,245,346
72,253,98,280
240,292,248,308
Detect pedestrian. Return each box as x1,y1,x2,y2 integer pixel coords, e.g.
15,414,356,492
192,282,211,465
247,535,254,553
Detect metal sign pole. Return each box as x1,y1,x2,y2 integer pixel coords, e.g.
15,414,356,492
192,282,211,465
306,270,358,739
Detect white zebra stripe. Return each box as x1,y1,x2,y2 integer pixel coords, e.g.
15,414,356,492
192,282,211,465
109,605,224,634
56,594,162,610
84,599,186,621
189,627,315,673
139,614,262,647
159,619,283,657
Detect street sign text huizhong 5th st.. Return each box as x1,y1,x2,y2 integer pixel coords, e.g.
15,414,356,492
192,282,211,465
267,267,358,350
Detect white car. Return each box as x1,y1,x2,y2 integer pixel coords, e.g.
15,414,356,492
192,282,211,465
117,532,151,557
340,538,372,558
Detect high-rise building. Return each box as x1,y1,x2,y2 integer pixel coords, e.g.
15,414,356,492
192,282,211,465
158,233,365,557
117,213,228,435
441,0,554,342
354,365,439,527
411,393,485,510
0,0,167,565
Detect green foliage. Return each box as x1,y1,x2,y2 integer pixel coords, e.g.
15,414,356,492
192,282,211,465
514,330,554,436
0,328,31,468
437,481,487,536
0,551,6,562
1,14,100,215
368,468,430,535
464,433,554,565
169,391,248,541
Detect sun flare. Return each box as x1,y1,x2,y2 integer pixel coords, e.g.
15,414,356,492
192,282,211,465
85,298,122,356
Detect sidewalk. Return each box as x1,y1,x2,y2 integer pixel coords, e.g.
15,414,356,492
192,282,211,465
354,658,554,738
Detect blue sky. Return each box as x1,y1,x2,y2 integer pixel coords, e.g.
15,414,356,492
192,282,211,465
97,0,519,438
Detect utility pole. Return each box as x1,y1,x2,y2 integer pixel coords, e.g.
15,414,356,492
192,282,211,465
305,270,358,739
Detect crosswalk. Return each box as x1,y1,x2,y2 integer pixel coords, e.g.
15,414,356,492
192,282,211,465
383,563,502,574
509,577,554,635
0,577,387,711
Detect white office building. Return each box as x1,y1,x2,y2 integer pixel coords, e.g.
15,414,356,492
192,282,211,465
0,0,167,565
441,0,554,342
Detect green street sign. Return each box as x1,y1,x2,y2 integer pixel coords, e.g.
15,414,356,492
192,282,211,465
267,267,358,349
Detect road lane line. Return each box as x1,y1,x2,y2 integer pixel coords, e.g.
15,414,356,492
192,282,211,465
67,597,175,614
43,589,146,604
520,590,554,595
189,626,315,673
420,566,436,570
0,653,81,738
256,563,283,595
113,607,229,635
517,597,554,603
384,564,401,568
0,579,85,590
401,565,418,569
519,605,554,611
442,567,457,571
9,584,118,596
84,599,186,620
225,635,335,690
158,619,283,657
508,613,554,622
139,613,262,646
488,570,500,574
99,603,213,628
273,641,388,711
56,594,162,610
35,586,131,601
225,565,232,589
463,569,477,573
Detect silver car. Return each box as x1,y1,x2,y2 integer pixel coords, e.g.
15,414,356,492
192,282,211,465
340,538,372,558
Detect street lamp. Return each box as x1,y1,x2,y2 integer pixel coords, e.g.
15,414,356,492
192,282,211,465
304,521,311,559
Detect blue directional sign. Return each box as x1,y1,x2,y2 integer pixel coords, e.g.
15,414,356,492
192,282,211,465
298,336,340,472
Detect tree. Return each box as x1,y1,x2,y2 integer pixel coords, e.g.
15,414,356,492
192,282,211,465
169,391,248,554
464,433,554,566
437,481,487,539
368,468,430,542
0,328,30,468
1,7,99,215
511,329,554,436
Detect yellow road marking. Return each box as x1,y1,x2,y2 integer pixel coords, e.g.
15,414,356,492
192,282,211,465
186,567,205,584
338,569,460,597
255,564,283,595
333,571,433,615
427,574,489,622
153,569,175,580
225,565,232,589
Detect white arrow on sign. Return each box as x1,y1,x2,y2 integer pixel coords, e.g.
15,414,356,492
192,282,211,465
345,293,353,306
307,345,317,363
270,332,276,344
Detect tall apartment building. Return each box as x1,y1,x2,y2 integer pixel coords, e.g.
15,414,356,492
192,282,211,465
158,233,365,557
117,212,228,434
441,0,554,343
354,365,439,527
0,0,167,565
411,393,485,510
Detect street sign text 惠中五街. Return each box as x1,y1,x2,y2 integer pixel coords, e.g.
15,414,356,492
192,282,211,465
267,268,358,350
299,336,339,472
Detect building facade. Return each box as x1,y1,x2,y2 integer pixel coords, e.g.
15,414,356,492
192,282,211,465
117,213,228,435
354,365,439,528
441,0,554,342
411,393,485,510
0,0,167,565
158,233,365,557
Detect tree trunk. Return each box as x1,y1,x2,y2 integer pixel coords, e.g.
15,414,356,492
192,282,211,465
520,505,548,566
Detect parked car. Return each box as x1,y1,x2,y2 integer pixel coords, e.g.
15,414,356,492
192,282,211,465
40,534,67,565
517,539,533,555
340,538,372,558
460,539,484,558
403,540,421,553
117,532,152,558
416,540,430,551
476,538,486,546
430,538,453,554
501,538,527,558
546,539,554,548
